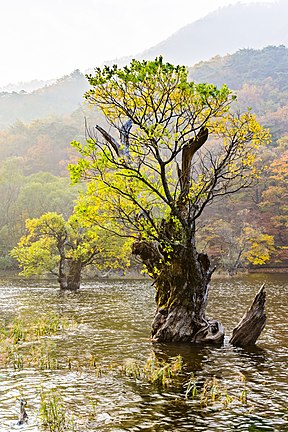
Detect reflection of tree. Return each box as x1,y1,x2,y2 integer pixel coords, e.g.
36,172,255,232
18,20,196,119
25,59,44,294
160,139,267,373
151,342,206,373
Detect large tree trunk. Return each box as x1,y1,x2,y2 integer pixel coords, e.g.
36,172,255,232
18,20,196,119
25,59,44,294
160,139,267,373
58,258,82,291
66,259,82,291
132,240,224,344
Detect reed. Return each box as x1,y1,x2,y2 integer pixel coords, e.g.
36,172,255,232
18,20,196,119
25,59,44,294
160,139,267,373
239,372,248,404
33,314,68,338
10,318,26,343
184,374,198,399
0,313,71,347
121,354,185,387
89,354,102,377
200,376,223,406
0,313,74,370
184,373,250,408
39,389,76,432
9,345,24,370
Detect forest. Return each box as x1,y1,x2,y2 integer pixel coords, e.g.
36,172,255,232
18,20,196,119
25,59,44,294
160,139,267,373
0,46,287,276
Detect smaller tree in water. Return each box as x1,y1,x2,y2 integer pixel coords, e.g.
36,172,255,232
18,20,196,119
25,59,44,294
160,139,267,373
11,211,131,290
70,57,270,343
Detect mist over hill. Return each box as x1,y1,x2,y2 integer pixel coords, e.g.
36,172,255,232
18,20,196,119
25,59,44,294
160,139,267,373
1,1,288,129
0,70,89,128
106,1,288,67
0,79,56,94
4,1,287,97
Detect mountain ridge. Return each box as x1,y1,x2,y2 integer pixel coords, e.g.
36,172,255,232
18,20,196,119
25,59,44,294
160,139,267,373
3,1,287,93
104,1,287,67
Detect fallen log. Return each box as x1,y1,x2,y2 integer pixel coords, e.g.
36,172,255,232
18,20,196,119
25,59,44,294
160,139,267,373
230,284,266,348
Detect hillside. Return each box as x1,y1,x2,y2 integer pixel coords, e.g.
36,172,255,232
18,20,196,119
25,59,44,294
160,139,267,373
107,1,288,68
0,70,89,129
189,45,288,90
189,45,288,139
1,2,288,131
4,1,288,100
1,46,287,173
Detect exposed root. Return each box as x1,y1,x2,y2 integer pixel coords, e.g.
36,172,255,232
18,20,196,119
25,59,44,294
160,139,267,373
192,319,225,345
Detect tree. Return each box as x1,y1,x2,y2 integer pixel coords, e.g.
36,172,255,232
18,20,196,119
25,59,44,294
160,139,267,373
199,215,275,275
11,211,131,290
70,58,270,343
0,162,83,269
259,149,288,266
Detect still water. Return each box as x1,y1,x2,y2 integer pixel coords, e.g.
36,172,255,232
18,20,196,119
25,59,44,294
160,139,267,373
0,274,287,431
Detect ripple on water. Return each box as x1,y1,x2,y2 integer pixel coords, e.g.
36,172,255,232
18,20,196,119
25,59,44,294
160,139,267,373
0,275,287,431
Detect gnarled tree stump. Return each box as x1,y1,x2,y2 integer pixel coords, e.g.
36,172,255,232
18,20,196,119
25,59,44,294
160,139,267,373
230,284,266,348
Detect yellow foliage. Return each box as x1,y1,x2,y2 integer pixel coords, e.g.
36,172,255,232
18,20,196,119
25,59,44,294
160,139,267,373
243,227,275,265
69,58,271,261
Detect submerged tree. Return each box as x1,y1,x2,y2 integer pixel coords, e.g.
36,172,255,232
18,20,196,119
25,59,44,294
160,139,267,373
70,57,270,343
11,211,131,290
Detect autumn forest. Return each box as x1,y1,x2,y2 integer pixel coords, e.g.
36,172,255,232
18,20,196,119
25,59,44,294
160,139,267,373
0,46,287,276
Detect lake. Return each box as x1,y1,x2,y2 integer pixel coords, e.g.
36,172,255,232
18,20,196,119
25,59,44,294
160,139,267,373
0,273,287,431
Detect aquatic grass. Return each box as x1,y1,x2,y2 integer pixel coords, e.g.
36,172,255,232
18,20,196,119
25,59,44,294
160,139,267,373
184,373,252,409
31,341,59,370
121,358,142,379
121,355,251,409
24,313,70,341
0,341,253,414
0,313,75,370
239,372,248,404
10,318,26,343
39,389,66,432
222,392,234,408
199,376,223,406
143,354,184,386
89,354,102,377
121,354,185,387
3,354,256,430
0,318,27,344
0,339,60,370
0,313,71,349
9,344,24,370
0,339,26,369
39,389,77,432
33,314,68,338
184,375,231,407
0,335,254,415
0,338,15,366
184,373,198,399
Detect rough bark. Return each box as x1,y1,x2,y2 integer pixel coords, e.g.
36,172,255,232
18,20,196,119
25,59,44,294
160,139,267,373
58,258,82,291
229,284,266,347
66,259,82,291
132,240,224,345
58,254,68,290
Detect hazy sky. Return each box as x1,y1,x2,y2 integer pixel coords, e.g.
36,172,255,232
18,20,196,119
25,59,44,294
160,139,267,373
0,0,277,87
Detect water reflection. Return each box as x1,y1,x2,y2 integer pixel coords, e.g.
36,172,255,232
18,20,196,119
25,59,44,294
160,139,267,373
0,274,287,431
